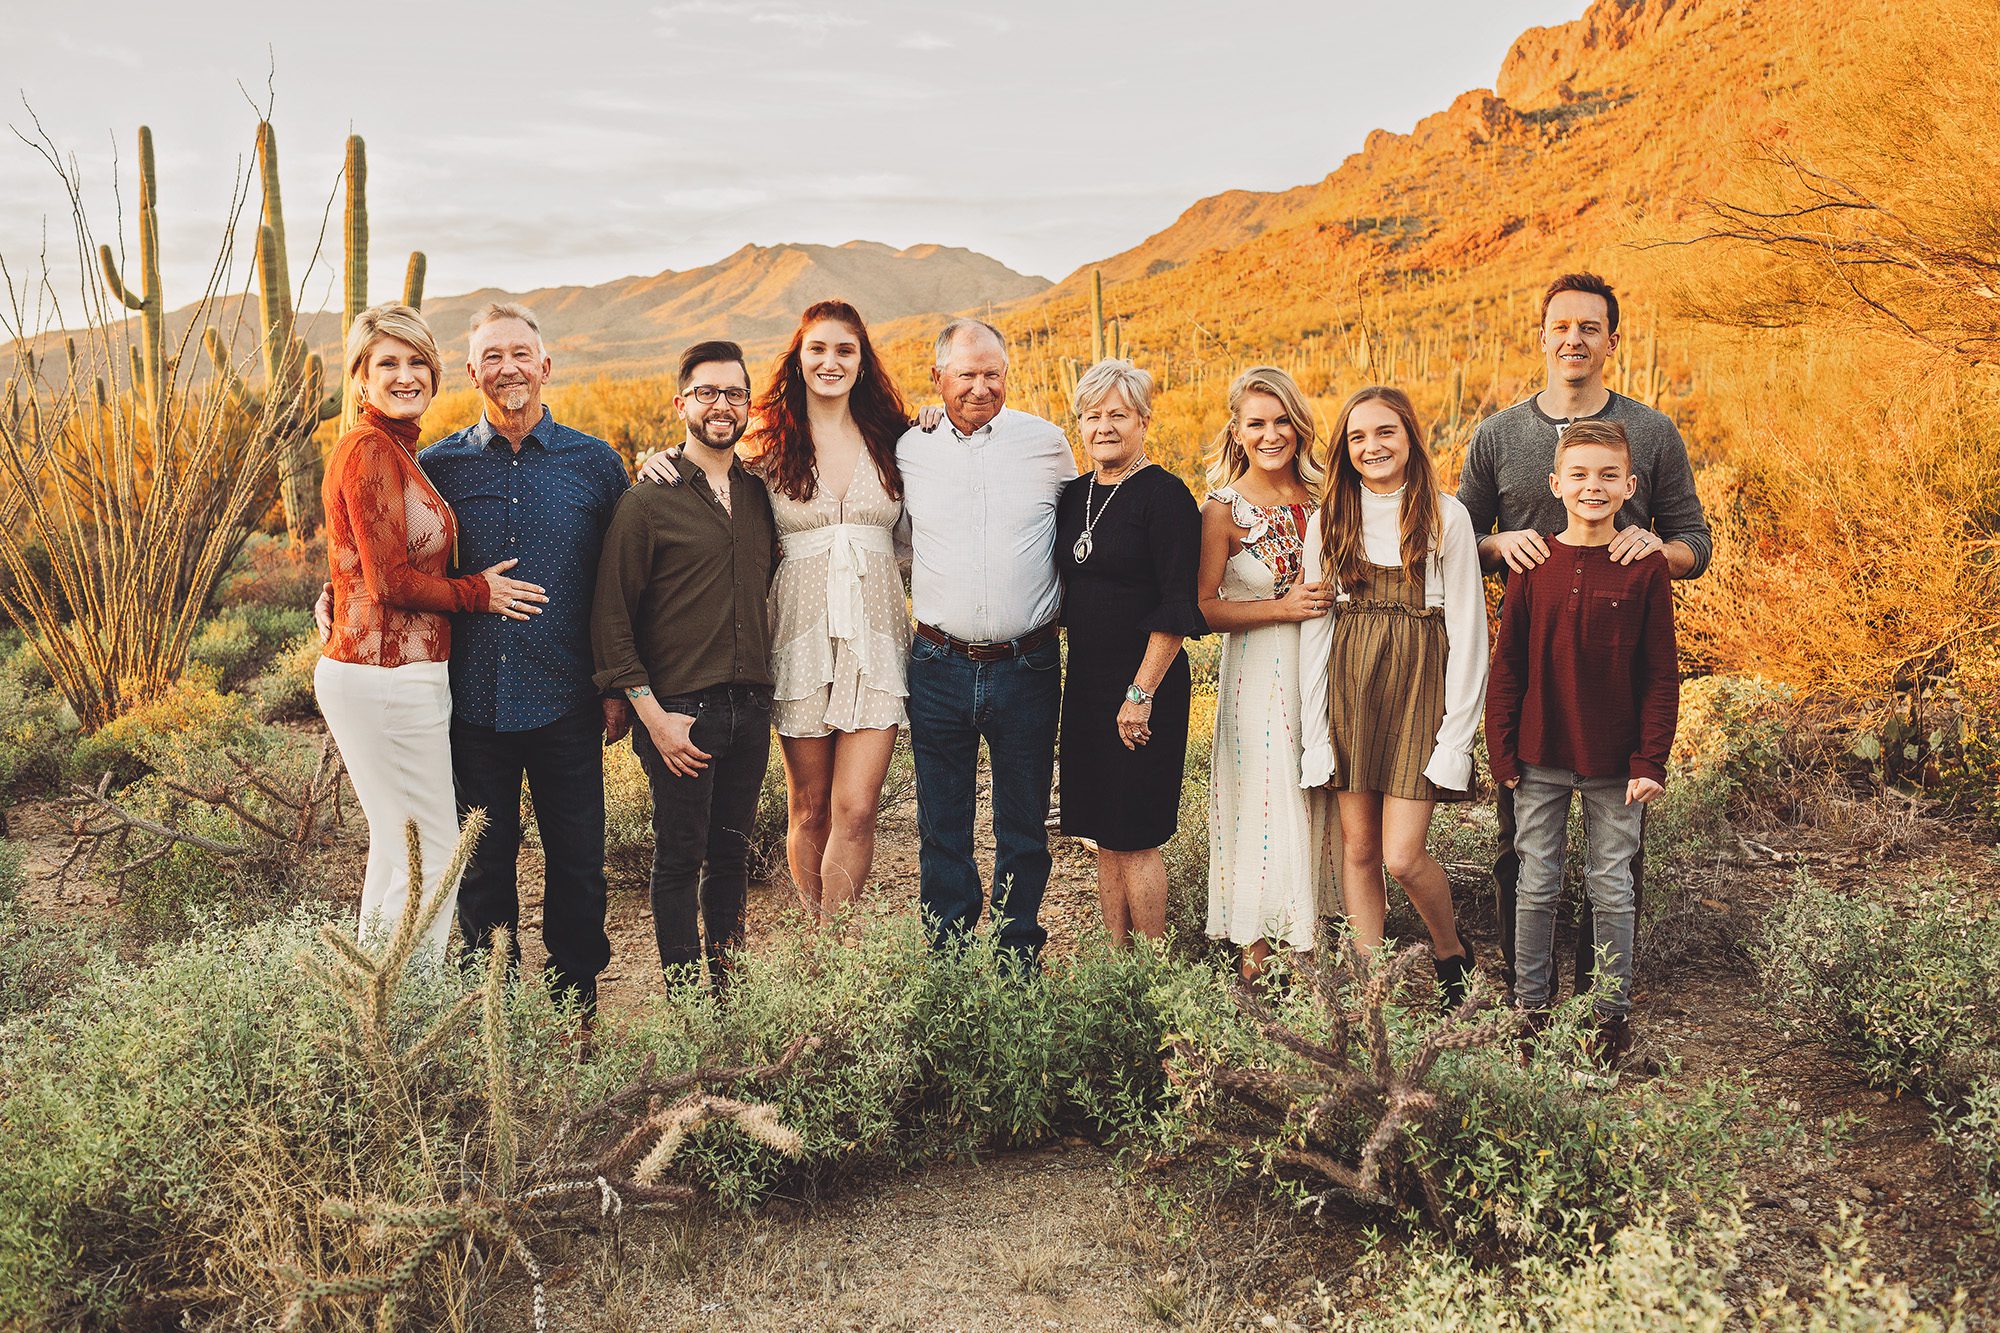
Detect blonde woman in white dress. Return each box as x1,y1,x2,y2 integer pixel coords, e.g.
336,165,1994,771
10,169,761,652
1196,367,1340,980
639,301,912,924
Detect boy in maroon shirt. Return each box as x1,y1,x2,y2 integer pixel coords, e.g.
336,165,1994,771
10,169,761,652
1484,420,1678,1066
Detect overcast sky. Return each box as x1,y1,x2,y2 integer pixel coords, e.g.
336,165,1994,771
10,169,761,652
2,0,1587,314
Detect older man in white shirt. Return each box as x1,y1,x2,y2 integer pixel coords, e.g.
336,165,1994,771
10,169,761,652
899,318,1076,963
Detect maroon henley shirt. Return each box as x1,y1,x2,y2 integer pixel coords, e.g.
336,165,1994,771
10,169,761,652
1485,537,1679,785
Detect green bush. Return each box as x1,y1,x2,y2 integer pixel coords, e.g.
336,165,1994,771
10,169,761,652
0,660,73,800
1761,875,2000,1231
246,629,322,721
188,604,313,688
1337,1210,1963,1331
214,531,328,610
1165,963,1757,1258
0,911,1237,1325
1674,673,1795,803
63,669,269,789
0,840,103,1021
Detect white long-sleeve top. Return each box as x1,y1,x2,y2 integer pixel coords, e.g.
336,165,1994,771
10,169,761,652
1299,486,1489,792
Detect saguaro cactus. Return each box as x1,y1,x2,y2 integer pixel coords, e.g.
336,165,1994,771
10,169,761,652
254,122,341,542
97,126,168,446
1090,269,1106,364
336,134,427,430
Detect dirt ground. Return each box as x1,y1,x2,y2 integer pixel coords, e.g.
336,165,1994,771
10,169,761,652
11,739,2000,1330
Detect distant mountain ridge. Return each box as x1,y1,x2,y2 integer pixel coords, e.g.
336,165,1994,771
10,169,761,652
103,239,1049,385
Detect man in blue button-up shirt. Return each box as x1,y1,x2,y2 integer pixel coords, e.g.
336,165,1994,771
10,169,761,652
421,303,631,1013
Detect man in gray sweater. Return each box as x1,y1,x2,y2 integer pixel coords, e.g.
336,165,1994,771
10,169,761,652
1457,271,1712,996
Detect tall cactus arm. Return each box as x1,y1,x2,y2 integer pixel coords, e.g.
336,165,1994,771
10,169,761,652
403,252,426,309
98,245,145,309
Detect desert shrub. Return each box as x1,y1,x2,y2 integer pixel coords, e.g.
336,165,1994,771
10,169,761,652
1337,1210,1964,1331
62,669,268,789
0,657,74,801
1761,874,2000,1230
216,530,328,610
0,841,104,1021
246,628,324,721
604,735,653,863
1163,692,1223,956
0,908,1234,1326
1415,1036,1758,1254
188,604,314,688
1166,949,1754,1258
1674,674,1795,804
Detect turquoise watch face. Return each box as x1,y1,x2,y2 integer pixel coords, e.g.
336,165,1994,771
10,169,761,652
1125,685,1150,704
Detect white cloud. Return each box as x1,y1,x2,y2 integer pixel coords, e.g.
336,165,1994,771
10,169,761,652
897,32,952,51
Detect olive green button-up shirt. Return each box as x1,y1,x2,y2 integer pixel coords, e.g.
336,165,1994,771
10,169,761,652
590,457,777,698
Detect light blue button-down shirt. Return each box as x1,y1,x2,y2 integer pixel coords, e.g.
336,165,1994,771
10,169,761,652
895,407,1076,643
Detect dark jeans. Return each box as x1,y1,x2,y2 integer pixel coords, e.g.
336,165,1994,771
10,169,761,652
452,703,610,1008
906,635,1061,963
630,684,772,985
1495,780,1647,995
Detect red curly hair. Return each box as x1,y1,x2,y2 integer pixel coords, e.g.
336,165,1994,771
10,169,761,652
747,300,909,502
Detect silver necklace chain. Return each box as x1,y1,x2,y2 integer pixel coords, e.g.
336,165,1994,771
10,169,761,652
1074,457,1150,564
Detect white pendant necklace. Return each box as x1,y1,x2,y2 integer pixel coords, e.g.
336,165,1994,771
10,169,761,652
1074,457,1149,563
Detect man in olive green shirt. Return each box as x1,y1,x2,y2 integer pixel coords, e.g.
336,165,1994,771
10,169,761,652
591,340,777,992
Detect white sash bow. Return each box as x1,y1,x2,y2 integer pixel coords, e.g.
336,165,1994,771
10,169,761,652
780,523,896,643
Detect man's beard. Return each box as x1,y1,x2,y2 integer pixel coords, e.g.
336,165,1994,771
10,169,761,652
498,384,532,412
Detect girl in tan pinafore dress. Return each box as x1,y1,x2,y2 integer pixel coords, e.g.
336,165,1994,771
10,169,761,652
1300,387,1489,1008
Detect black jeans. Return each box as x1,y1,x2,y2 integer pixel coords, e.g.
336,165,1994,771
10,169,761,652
1495,782,1647,995
630,684,772,985
452,702,611,1008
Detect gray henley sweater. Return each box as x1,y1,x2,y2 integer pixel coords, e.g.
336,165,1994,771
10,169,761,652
1456,392,1713,578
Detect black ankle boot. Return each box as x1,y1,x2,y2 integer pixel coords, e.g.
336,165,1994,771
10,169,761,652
1434,947,1475,1013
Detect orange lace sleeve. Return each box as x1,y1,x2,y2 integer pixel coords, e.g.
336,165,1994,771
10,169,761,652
334,434,492,614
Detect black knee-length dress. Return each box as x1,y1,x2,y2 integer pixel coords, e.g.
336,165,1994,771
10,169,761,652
1054,465,1207,852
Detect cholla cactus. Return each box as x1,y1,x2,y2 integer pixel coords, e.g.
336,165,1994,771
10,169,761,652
1167,940,1517,1228
284,844,818,1332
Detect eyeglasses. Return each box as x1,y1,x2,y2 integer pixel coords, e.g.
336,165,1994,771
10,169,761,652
684,385,750,405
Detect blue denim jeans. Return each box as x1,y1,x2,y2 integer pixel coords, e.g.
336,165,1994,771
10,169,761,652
630,684,772,985
1511,763,1643,1016
906,635,1061,962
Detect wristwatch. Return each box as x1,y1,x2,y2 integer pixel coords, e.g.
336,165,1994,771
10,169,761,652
1125,683,1154,705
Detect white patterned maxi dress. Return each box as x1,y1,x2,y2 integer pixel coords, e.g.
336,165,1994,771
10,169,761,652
1204,489,1339,951
767,459,912,738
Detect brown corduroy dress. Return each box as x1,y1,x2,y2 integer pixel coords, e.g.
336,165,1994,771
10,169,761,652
1327,562,1468,803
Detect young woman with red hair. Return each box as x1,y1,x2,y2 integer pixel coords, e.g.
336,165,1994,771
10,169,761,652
640,302,913,925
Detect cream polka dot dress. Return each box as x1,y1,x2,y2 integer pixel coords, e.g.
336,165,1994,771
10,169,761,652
767,458,911,737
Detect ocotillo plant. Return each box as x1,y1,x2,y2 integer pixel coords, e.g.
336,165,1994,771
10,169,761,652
96,126,169,447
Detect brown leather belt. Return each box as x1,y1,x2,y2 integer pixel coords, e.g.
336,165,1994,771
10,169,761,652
915,621,1058,662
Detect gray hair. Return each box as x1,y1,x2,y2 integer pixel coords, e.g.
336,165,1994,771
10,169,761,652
933,318,1007,369
1072,358,1153,420
469,301,544,353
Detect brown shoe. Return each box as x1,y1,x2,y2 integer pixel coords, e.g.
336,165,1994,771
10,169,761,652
1515,1007,1551,1065
1588,1012,1633,1070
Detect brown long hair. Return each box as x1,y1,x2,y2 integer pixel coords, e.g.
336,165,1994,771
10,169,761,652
747,300,909,502
1321,386,1441,593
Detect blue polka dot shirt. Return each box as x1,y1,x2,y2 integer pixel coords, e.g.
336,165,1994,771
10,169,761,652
420,409,630,732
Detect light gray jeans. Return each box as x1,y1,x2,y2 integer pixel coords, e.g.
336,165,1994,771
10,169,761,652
1511,763,1643,1016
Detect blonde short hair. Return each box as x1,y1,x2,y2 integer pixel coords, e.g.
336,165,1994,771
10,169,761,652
344,303,443,388
1204,365,1324,492
1071,358,1153,419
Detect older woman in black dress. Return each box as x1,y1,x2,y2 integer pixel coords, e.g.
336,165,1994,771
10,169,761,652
1054,360,1206,947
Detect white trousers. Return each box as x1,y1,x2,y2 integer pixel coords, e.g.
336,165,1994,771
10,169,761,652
315,656,460,955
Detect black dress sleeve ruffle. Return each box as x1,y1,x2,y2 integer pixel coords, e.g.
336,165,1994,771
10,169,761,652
1138,469,1209,637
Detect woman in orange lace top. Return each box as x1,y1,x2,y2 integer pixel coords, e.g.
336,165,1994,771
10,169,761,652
316,303,546,952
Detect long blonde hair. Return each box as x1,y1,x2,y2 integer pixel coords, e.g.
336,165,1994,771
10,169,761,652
1203,366,1325,493
1322,386,1440,594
